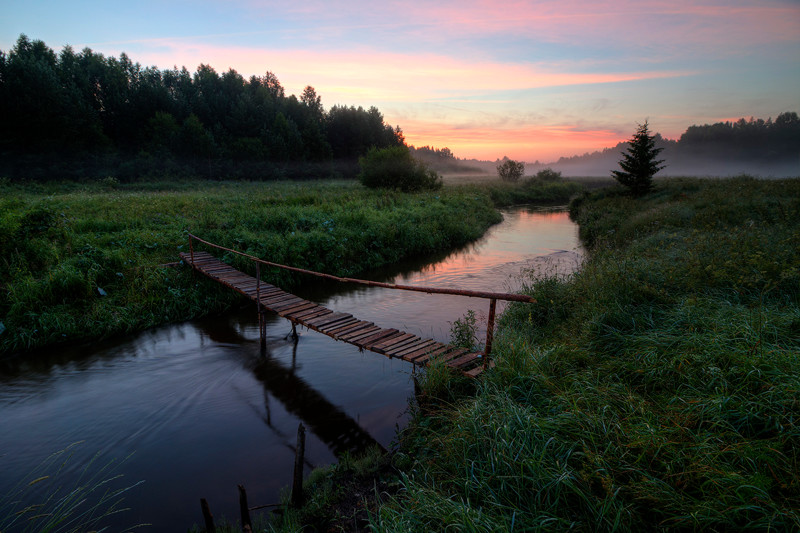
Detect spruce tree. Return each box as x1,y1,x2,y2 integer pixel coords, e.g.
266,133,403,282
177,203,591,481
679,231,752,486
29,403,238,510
612,120,665,195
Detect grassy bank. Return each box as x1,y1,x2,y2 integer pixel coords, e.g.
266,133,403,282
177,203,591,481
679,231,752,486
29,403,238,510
0,178,581,357
372,177,799,531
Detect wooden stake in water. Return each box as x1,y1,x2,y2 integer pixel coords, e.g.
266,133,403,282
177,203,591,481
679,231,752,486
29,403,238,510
200,498,215,533
238,484,252,533
291,423,306,508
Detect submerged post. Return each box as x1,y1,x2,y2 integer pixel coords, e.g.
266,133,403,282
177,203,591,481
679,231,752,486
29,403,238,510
484,298,497,370
238,485,252,533
291,423,306,509
200,498,215,533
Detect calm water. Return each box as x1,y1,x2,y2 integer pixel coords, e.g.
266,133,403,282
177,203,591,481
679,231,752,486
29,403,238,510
0,207,580,531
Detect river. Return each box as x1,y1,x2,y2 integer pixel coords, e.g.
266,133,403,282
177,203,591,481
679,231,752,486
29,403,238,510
0,206,581,531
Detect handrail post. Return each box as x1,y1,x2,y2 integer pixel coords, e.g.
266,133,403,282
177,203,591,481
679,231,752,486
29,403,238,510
189,234,194,264
484,298,497,370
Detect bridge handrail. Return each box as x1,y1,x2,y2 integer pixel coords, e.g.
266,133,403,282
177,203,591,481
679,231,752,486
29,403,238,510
187,233,536,304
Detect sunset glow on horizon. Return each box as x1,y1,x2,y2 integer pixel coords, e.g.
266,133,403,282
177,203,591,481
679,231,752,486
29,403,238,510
3,0,799,162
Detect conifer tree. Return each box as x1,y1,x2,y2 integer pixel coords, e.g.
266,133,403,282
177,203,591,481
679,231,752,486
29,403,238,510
612,120,665,195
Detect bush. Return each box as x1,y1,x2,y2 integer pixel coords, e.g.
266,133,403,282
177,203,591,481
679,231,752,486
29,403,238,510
449,309,479,351
534,167,562,181
358,146,442,192
497,159,524,182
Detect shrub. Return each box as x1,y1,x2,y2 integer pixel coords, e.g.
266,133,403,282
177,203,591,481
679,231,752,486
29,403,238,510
358,146,442,192
534,167,562,181
497,159,524,182
449,309,478,351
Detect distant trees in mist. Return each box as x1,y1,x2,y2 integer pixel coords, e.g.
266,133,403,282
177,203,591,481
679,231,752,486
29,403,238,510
0,35,403,180
678,113,799,163
550,113,800,177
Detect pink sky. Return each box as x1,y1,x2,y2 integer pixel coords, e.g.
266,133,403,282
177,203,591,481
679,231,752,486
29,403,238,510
3,0,799,162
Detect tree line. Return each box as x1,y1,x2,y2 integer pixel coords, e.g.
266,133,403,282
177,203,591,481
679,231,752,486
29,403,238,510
0,35,404,180
550,113,799,176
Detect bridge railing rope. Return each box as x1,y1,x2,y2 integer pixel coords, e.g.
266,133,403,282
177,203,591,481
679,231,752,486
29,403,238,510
188,233,536,368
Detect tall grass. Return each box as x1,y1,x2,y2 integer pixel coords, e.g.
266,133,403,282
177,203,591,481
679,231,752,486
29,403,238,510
375,177,800,531
0,442,144,532
0,178,581,357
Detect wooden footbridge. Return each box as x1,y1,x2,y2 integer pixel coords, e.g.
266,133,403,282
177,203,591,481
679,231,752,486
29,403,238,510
181,234,536,377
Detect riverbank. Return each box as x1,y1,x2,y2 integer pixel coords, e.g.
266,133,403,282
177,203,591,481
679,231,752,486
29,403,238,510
360,177,799,531
0,178,581,357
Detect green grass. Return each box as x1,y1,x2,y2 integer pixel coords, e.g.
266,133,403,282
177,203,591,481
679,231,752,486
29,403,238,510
0,177,581,356
375,177,800,531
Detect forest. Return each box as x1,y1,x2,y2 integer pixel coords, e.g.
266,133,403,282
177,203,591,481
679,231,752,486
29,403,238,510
0,35,403,180
548,113,800,176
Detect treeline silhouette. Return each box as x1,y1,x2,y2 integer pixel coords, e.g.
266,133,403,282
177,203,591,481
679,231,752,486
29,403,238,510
408,145,484,174
549,113,800,176
678,114,799,162
0,35,403,180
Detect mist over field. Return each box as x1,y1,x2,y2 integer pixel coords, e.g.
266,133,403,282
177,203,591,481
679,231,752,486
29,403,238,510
421,114,800,179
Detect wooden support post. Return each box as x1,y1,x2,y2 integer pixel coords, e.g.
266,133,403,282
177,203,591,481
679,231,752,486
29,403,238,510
238,485,252,533
190,236,194,264
484,298,497,370
256,263,266,351
200,498,215,533
291,322,298,340
291,423,306,509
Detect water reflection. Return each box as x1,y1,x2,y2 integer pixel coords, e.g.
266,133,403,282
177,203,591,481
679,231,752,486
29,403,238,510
0,206,581,531
203,315,383,457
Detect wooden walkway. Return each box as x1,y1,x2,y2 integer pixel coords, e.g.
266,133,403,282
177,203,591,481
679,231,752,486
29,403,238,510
180,251,493,377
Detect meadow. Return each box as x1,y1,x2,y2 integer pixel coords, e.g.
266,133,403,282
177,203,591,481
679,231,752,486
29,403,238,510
0,177,581,357
365,176,800,531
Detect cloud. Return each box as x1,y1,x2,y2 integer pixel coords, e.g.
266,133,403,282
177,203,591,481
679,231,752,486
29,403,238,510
114,40,691,102
243,0,800,56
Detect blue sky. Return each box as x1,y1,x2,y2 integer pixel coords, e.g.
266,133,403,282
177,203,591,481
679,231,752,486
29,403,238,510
3,0,799,161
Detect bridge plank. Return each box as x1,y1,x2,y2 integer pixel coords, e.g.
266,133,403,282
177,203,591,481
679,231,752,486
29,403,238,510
306,312,352,328
446,352,483,369
385,337,430,356
402,342,446,361
392,339,436,358
279,302,319,316
328,321,372,337
378,335,423,355
340,325,382,342
269,298,309,312
409,345,454,364
394,339,438,358
356,329,400,348
293,308,332,321
318,317,359,333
